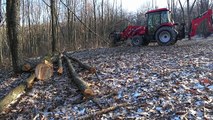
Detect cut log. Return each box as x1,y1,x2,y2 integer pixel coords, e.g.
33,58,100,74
78,103,129,119
64,55,94,96
0,74,36,113
21,61,38,72
57,53,63,75
68,55,96,74
35,60,53,80
22,54,58,72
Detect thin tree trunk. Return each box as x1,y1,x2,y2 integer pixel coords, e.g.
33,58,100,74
101,0,104,39
84,0,88,49
187,0,197,39
51,0,57,54
93,0,97,47
178,0,185,22
67,0,71,46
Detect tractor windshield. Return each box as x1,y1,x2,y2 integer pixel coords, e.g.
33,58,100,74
161,11,172,23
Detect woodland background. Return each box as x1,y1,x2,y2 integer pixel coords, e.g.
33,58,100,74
0,0,212,119
0,0,212,67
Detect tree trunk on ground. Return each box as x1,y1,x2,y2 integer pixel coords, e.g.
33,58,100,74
6,0,23,73
78,103,129,119
64,55,94,97
68,56,96,74
0,74,36,113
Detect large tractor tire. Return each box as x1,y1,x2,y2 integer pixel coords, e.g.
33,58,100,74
155,27,177,46
131,35,149,47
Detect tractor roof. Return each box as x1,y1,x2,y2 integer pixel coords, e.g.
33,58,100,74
146,8,170,14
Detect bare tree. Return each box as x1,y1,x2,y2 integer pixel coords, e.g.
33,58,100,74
6,0,23,73
200,0,210,37
50,0,58,53
178,0,185,22
0,0,2,23
186,0,197,36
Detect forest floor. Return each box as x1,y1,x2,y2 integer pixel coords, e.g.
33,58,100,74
0,38,213,119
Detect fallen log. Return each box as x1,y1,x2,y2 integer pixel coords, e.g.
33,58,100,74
78,103,129,120
22,54,58,72
57,53,63,75
0,74,36,113
64,55,94,97
68,55,96,74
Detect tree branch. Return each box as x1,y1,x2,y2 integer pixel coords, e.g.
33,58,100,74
60,0,109,45
190,0,197,14
42,0,50,7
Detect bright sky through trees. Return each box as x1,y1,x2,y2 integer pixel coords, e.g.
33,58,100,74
111,0,186,12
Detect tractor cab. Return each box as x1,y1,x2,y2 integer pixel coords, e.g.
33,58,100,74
145,8,174,36
139,8,185,46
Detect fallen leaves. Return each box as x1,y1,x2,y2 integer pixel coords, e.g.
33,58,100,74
0,39,213,119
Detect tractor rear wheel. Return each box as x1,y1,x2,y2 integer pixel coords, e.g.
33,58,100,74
155,27,177,46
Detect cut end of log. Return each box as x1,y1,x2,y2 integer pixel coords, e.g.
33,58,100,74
44,60,53,67
83,89,95,97
35,63,53,80
22,63,32,72
57,67,63,75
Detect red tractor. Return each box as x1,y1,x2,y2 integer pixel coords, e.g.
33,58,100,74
109,8,185,46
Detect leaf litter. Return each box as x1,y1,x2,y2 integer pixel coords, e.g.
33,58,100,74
0,39,212,119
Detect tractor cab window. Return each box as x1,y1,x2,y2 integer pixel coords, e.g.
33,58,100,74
148,12,161,27
161,11,170,23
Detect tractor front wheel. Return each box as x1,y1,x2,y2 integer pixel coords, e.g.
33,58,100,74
131,36,144,47
155,27,177,46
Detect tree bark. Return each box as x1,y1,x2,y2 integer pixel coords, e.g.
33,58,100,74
6,0,23,73
0,74,36,113
187,0,197,39
178,0,185,22
64,55,94,97
51,0,58,54
0,0,2,23
57,53,63,75
68,56,96,74
200,0,210,37
93,0,97,46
